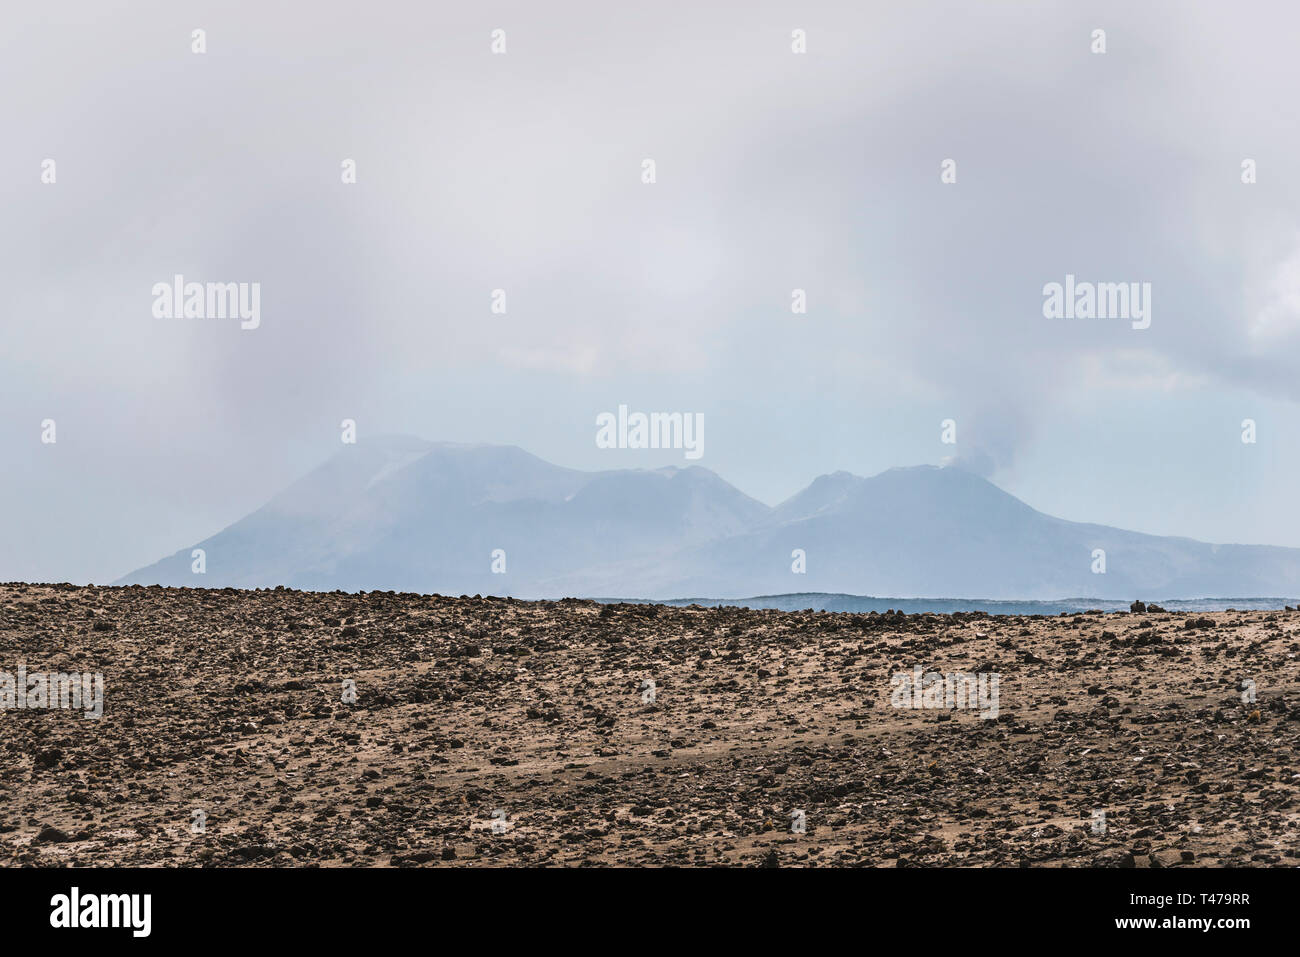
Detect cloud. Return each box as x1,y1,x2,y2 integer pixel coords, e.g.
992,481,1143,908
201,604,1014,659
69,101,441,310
6,0,1300,578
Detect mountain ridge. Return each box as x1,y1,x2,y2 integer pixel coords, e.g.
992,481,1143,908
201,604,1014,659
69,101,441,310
115,435,1300,600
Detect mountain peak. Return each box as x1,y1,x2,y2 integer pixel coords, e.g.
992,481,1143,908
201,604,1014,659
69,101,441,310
115,441,1300,601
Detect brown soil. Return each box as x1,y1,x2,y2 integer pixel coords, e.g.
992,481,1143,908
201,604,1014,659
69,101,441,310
1,584,1297,867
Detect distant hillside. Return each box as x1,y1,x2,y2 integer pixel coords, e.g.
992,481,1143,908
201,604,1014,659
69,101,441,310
116,436,1300,600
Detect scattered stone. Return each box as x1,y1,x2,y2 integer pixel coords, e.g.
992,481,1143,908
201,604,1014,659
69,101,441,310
0,584,1288,868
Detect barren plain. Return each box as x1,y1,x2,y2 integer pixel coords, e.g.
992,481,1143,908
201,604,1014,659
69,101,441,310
1,584,1297,867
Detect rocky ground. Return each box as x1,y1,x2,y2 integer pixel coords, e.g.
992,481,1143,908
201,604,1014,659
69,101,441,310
0,583,1297,867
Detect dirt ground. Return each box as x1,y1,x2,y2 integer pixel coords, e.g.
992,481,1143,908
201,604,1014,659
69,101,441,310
1,583,1297,867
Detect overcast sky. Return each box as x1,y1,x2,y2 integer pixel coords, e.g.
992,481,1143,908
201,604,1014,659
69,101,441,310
4,0,1300,584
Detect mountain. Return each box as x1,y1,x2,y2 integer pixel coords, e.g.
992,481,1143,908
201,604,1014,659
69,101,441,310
116,436,768,596
115,437,1300,600
643,465,1300,600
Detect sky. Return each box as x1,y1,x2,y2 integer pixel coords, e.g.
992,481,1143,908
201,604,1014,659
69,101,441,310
3,0,1300,584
